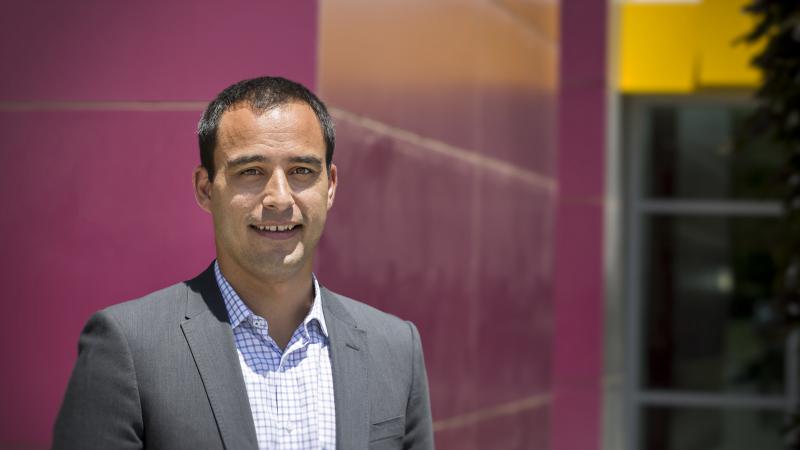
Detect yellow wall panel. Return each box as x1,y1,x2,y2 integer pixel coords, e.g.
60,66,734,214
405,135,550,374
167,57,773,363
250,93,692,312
696,0,761,86
620,4,698,93
619,0,762,93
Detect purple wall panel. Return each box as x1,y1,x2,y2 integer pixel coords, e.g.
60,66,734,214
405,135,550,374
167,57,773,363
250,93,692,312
471,177,553,410
318,119,554,420
435,407,549,450
0,2,318,447
318,87,557,176
551,385,602,450
556,89,607,199
0,111,214,444
319,2,559,175
550,0,607,449
0,1,318,101
318,1,560,448
552,203,604,380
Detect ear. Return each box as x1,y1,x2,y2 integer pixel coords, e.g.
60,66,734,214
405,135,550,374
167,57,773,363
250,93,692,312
327,163,338,210
193,165,213,213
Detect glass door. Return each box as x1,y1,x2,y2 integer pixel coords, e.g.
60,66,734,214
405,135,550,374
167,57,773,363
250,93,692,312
625,97,795,450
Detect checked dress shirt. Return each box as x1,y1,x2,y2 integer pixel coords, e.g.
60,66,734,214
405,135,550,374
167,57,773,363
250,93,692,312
214,262,336,449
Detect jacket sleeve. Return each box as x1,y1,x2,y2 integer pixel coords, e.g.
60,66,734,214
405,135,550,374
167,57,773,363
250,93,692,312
403,321,435,450
52,310,144,450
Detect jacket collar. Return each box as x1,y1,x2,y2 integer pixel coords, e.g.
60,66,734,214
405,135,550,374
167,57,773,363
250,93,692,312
318,287,370,448
181,263,259,450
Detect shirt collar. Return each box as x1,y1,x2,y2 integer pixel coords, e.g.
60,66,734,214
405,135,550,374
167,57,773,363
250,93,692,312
213,260,329,338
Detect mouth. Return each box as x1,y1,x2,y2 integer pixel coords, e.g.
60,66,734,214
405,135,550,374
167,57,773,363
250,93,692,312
249,223,302,240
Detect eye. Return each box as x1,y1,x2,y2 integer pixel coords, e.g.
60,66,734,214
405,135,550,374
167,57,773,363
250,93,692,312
292,167,314,175
240,168,262,176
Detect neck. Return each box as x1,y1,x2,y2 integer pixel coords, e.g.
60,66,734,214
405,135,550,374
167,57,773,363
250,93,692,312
217,256,314,349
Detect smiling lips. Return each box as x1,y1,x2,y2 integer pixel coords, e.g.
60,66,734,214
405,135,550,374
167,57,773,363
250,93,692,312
249,223,302,239
252,224,298,232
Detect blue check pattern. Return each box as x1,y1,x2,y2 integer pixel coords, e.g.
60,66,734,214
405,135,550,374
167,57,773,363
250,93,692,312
214,262,336,450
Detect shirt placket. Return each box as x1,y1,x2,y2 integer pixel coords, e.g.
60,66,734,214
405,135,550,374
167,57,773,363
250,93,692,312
244,316,278,448
278,328,311,448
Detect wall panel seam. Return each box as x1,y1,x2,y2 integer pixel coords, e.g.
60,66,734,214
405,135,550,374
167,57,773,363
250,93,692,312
330,107,557,192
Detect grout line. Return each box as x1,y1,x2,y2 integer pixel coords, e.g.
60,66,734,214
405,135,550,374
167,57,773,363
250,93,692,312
330,107,557,192
0,101,207,111
432,392,552,432
486,0,558,50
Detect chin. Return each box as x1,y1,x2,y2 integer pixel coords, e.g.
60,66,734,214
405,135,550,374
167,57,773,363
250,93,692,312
250,251,307,278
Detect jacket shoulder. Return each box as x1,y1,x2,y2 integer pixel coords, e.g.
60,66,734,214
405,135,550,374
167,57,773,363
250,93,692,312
98,281,189,330
321,288,418,343
324,287,402,322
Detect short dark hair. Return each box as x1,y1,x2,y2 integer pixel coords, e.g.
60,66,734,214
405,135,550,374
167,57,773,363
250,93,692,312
197,76,335,180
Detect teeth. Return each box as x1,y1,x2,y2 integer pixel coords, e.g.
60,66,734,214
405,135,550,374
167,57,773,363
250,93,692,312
255,224,296,232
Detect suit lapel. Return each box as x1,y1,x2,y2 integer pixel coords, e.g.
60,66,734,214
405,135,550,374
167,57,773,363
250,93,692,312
322,288,370,449
181,265,258,450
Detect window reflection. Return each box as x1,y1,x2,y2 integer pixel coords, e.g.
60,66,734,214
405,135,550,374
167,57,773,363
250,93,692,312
645,106,783,200
643,407,784,450
643,215,787,394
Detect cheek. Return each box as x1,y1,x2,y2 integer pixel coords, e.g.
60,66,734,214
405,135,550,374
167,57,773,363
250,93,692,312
229,191,264,212
301,192,329,216
229,194,253,209
211,194,257,225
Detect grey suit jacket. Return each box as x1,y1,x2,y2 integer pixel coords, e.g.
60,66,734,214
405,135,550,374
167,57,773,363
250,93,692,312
53,264,434,450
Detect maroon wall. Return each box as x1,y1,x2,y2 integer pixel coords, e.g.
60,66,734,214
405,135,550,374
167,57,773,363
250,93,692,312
550,1,607,450
317,2,560,448
0,2,318,447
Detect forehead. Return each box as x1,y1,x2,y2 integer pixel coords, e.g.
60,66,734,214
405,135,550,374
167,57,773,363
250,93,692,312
215,102,324,157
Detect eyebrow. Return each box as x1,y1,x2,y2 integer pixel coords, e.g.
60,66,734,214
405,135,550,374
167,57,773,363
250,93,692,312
288,155,323,168
226,154,267,168
225,154,324,168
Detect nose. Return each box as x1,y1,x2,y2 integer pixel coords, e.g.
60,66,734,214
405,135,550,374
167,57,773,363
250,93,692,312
262,170,293,211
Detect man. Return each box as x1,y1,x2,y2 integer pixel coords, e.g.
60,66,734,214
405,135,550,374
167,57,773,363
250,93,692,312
53,77,434,450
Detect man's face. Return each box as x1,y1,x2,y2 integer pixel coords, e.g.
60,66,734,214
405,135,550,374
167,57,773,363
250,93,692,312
193,102,337,281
